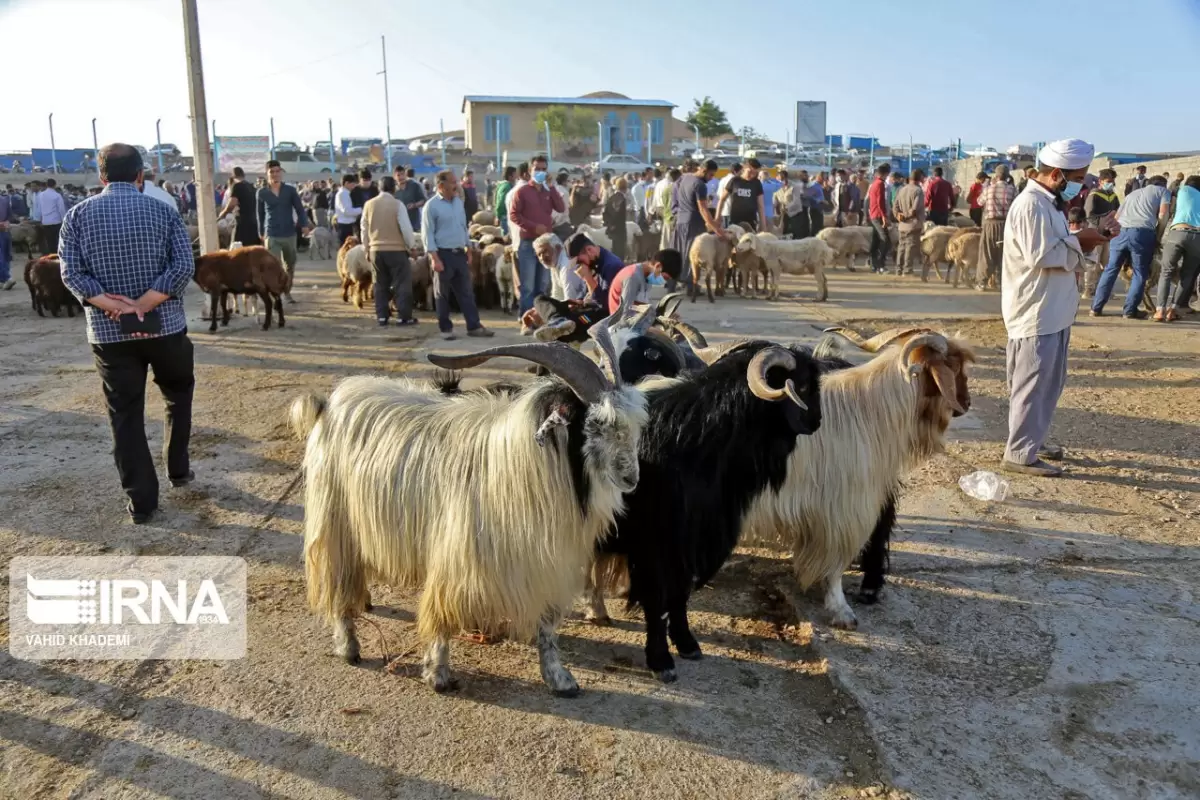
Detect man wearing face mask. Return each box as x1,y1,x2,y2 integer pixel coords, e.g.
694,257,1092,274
1000,139,1108,477
508,154,565,314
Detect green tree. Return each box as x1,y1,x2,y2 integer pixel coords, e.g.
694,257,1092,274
534,105,601,143
686,97,733,139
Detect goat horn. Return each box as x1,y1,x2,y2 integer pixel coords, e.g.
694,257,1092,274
656,292,686,320
898,333,948,378
822,326,869,347
746,346,806,409
863,327,935,352
626,302,657,336
589,314,624,389
660,318,710,349
428,343,613,405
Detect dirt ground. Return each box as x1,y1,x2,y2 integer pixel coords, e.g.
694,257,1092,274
1,254,1197,800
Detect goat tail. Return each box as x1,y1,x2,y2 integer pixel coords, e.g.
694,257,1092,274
289,393,326,441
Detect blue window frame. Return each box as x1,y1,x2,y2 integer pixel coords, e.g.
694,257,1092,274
625,112,642,143
649,118,664,145
483,114,511,143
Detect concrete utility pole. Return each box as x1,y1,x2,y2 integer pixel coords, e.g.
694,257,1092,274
48,113,57,173
182,0,218,254
156,119,165,174
91,118,99,175
380,36,393,174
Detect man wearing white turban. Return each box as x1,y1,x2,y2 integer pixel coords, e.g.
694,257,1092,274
1000,138,1107,477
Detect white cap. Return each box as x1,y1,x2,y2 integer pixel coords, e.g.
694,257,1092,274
1037,139,1095,171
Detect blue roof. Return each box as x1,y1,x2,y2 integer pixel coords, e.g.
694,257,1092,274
462,95,675,111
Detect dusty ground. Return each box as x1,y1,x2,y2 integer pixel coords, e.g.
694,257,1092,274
1,254,1197,800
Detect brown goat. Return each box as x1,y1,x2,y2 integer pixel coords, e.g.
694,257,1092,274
26,255,84,318
193,246,289,332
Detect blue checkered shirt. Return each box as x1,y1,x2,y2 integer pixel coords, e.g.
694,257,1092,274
59,182,194,345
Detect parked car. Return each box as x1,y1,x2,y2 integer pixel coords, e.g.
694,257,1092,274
312,140,335,160
274,141,301,153
133,145,149,158
276,151,317,164
428,136,469,154
149,143,181,157
387,139,411,157
966,147,1000,158
590,153,655,173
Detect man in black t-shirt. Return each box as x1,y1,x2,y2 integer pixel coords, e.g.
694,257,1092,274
718,157,766,231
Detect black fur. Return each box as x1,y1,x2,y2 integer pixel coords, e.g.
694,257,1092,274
618,334,683,384
854,493,895,604
601,342,823,681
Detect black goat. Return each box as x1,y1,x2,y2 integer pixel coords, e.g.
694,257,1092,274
594,341,823,682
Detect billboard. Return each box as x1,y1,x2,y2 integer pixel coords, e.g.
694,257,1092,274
215,136,271,173
794,101,827,145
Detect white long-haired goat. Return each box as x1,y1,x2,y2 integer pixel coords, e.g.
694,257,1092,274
742,329,975,628
290,326,648,696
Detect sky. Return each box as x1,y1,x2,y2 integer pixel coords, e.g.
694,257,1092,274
4,0,1200,157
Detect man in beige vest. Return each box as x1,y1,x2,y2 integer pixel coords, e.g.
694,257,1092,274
892,169,927,278
361,175,419,326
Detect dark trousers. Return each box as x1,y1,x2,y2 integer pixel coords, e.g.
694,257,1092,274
336,223,356,245
434,248,482,333
41,223,62,254
533,295,603,343
1093,226,1157,315
929,209,949,226
969,207,983,226
91,332,195,515
372,250,413,322
869,219,890,272
809,207,824,236
783,211,810,240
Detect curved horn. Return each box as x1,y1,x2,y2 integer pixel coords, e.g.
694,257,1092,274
660,318,710,349
428,343,613,404
627,302,658,336
696,338,754,366
822,326,869,347
863,327,935,352
589,314,623,388
746,346,807,409
898,333,948,378
656,291,686,320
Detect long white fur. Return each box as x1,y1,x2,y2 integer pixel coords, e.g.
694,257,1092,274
743,344,951,627
292,375,647,689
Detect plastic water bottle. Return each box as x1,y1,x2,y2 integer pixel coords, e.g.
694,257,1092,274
958,470,1010,502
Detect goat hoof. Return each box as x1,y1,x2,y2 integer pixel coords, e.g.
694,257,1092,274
430,676,460,694
552,684,581,698
829,614,858,631
338,645,361,665
855,588,881,605
653,668,678,684
586,614,613,627
676,648,703,661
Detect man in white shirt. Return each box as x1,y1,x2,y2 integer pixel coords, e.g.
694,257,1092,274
333,173,362,245
715,164,741,225
631,167,652,230
652,168,678,249
504,162,530,219
1000,139,1108,477
141,173,179,212
35,178,67,252
534,232,587,301
551,171,572,240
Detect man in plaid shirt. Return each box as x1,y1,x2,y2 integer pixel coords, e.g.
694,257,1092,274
976,164,1017,290
59,143,196,524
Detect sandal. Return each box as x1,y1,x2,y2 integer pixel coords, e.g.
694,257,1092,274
1153,309,1166,322
1165,308,1179,322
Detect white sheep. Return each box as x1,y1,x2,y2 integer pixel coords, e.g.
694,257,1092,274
735,233,832,301
921,226,969,282
482,242,515,313
468,223,504,240
575,223,613,251
687,223,745,303
471,210,496,225
944,230,982,288
816,227,871,270
308,226,335,261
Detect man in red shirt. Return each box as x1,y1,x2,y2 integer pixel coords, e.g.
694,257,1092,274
509,154,566,313
867,163,891,273
606,249,683,314
924,166,955,226
967,171,987,226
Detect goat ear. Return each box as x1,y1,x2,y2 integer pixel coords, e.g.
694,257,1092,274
930,362,965,414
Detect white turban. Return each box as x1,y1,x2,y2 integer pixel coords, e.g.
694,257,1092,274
1037,139,1095,171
